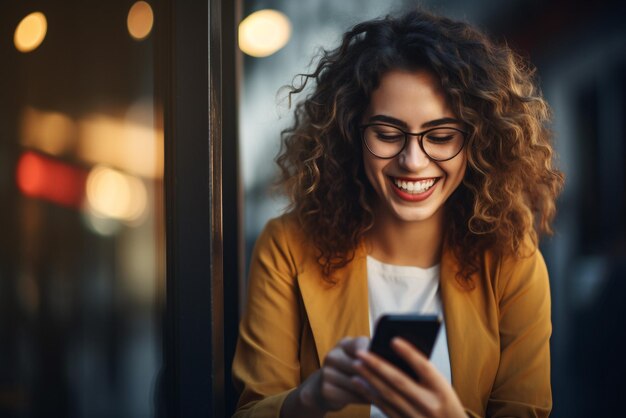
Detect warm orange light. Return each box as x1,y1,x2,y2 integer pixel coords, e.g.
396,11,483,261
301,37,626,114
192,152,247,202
86,166,148,222
77,109,163,179
16,151,87,208
127,1,154,40
21,107,77,156
14,12,47,53
239,9,291,57
17,152,45,196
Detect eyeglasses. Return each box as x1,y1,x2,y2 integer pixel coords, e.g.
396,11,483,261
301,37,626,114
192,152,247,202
360,123,467,161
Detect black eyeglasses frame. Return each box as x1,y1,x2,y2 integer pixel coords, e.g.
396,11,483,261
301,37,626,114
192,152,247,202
360,123,468,162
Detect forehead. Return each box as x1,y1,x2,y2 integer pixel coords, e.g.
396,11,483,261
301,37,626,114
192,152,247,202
366,69,453,126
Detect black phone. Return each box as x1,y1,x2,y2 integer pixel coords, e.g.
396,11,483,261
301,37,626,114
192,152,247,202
369,314,442,381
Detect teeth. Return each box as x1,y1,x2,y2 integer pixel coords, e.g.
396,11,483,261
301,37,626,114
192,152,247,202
393,178,436,194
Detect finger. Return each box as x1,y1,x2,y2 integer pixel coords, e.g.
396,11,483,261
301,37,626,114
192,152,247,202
340,336,370,357
356,349,427,394
325,345,360,375
318,370,369,409
349,375,377,403
302,369,366,412
321,366,368,402
353,357,425,417
351,376,406,418
356,350,437,413
325,336,370,374
350,376,396,418
320,383,367,409
392,338,444,390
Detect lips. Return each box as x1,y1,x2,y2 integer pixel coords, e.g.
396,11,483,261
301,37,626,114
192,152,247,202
389,176,440,202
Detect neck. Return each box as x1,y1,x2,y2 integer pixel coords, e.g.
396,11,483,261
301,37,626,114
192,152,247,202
366,206,445,268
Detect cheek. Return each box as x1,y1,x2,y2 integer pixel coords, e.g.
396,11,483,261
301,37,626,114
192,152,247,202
443,155,467,188
454,159,467,182
458,153,468,179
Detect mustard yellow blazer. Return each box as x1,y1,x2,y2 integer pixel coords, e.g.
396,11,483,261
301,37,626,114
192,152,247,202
232,215,552,418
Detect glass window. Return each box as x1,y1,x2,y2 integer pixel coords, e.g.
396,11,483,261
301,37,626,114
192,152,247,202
0,2,163,417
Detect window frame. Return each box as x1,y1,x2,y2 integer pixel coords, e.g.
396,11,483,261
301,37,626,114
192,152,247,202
160,0,241,416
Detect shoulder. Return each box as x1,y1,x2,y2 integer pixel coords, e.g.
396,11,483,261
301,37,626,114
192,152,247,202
485,235,549,305
254,213,315,270
257,213,305,251
261,212,300,238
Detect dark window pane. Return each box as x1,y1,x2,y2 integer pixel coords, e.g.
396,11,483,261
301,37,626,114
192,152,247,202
0,2,164,417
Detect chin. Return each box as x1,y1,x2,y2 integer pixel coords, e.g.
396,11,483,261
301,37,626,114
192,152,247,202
388,201,440,224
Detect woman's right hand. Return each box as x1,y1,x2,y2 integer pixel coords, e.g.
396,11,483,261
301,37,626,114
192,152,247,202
281,336,370,418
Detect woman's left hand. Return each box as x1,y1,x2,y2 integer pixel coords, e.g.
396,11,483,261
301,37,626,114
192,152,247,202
350,337,466,418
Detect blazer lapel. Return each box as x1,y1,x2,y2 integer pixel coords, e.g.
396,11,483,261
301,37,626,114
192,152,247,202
440,248,464,387
440,246,495,414
297,246,371,364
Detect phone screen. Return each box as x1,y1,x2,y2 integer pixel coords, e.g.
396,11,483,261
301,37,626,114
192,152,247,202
369,314,442,381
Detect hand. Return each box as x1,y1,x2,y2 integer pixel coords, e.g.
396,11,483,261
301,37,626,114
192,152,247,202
351,337,466,418
301,336,371,411
282,336,370,417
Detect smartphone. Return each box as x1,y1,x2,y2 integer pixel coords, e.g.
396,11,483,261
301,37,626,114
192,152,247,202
369,314,442,381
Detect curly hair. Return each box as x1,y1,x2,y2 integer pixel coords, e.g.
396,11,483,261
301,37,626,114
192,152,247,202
276,9,564,285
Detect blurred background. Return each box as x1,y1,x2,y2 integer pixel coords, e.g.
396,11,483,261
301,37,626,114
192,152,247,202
1,1,163,417
1,0,625,417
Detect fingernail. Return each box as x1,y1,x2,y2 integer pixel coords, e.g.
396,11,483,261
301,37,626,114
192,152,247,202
392,337,408,347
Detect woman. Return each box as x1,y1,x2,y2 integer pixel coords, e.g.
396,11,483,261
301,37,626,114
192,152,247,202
232,9,563,418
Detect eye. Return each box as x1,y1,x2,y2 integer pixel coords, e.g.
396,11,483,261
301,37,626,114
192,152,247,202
426,135,454,143
424,128,461,144
371,126,404,142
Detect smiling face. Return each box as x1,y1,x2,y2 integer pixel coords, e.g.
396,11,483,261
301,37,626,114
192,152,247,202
362,69,467,226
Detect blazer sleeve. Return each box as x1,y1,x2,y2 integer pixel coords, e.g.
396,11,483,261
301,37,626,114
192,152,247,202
486,247,552,418
231,218,302,418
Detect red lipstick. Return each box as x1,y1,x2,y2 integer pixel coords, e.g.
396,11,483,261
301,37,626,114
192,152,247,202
390,177,439,202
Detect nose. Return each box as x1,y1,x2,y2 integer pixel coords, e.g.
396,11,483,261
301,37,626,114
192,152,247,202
397,136,430,170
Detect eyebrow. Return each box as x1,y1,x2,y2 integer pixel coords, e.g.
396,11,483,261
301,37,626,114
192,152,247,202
368,114,463,129
368,115,408,128
422,117,463,129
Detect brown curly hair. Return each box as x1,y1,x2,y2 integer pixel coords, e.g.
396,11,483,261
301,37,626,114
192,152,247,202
276,9,564,284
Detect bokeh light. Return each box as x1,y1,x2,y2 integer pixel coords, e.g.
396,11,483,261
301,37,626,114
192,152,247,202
14,12,48,53
16,151,87,208
238,9,291,57
86,166,147,222
82,209,122,237
20,107,77,156
77,108,163,179
127,1,154,40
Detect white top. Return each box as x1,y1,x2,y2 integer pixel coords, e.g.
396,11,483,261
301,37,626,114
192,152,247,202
367,256,451,418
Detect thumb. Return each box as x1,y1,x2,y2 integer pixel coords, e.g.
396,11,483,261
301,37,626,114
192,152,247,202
340,336,370,356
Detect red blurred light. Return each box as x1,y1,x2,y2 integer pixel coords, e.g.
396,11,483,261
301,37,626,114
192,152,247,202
16,151,87,208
